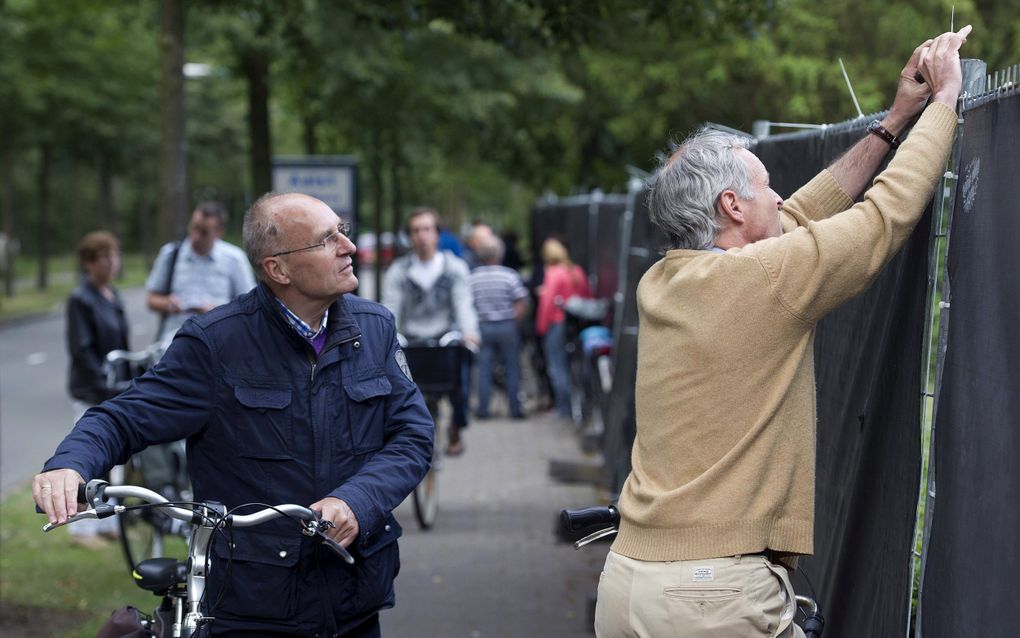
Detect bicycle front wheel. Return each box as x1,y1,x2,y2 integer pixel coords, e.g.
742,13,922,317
413,396,443,529
412,468,440,529
117,458,165,572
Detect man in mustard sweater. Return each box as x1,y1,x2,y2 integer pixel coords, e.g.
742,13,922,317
595,27,972,638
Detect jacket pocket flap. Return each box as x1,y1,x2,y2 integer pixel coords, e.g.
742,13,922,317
346,376,392,403
212,531,301,567
234,387,292,410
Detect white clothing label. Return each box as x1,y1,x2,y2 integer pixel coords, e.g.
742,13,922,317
691,566,714,582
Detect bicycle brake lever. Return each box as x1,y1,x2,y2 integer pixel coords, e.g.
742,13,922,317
41,509,99,532
317,531,356,565
573,527,618,550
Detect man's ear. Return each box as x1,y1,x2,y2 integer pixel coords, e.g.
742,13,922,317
261,257,291,285
717,189,745,225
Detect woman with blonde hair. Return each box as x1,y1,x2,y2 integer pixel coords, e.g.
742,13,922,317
535,238,591,419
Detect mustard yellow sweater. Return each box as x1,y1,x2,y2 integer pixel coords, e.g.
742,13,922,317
612,103,958,563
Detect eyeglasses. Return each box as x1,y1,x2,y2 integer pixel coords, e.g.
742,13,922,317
271,222,352,257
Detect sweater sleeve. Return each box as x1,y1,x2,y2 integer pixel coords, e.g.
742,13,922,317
747,102,958,323
779,171,856,232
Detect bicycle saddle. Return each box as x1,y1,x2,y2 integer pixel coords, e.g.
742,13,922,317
132,557,187,594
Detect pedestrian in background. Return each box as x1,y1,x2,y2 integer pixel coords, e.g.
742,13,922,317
65,230,128,547
146,201,255,340
470,234,529,420
535,238,590,420
382,207,479,456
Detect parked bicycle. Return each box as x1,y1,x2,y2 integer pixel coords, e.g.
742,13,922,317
104,339,193,573
398,330,471,529
42,479,353,638
562,296,611,431
559,505,826,638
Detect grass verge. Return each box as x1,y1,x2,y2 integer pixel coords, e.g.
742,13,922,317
0,485,164,638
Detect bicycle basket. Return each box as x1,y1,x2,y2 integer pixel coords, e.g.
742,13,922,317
403,345,465,395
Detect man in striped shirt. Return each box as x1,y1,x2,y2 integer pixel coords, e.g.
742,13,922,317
469,234,529,419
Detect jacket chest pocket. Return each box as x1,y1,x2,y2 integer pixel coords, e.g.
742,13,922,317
210,531,301,621
233,386,293,459
344,373,391,454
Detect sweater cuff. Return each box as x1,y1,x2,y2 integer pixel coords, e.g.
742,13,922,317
912,101,958,138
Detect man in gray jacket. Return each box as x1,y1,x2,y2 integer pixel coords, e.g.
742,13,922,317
382,208,479,455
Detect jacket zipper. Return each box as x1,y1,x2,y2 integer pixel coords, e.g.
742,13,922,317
309,333,360,381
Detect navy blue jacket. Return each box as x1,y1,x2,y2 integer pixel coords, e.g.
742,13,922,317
45,284,434,635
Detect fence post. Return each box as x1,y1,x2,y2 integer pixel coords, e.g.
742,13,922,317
909,56,986,638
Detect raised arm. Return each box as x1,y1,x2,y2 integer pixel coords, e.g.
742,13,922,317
828,27,970,199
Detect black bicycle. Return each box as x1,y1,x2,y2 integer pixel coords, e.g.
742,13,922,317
399,331,471,529
559,505,826,638
42,479,353,637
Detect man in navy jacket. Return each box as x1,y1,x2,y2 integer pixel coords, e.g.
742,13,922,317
34,193,434,637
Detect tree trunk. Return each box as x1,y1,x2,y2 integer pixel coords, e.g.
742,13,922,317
388,130,403,248
36,143,51,291
243,46,272,198
98,154,115,235
158,0,187,244
370,139,385,302
302,114,318,156
69,160,83,246
1,127,15,296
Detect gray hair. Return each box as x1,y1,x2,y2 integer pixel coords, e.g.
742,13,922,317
475,234,505,265
648,128,754,250
243,192,288,280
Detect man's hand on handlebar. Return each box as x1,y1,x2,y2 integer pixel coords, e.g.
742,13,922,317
32,469,85,525
310,496,360,548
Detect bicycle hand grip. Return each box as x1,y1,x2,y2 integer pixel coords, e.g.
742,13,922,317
34,483,87,514
319,535,356,565
560,505,619,534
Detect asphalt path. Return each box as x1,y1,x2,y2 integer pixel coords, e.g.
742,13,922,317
0,286,156,498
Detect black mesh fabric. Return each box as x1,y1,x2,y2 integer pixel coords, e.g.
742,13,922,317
754,121,930,638
920,92,1020,637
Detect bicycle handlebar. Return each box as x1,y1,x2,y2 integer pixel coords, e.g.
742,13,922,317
41,480,355,565
560,505,619,534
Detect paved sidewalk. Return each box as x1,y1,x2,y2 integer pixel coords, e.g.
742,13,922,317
381,414,611,637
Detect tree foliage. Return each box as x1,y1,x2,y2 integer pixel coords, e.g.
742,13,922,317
1,0,1016,286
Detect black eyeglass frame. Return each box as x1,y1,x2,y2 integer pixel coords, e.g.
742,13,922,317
271,222,352,257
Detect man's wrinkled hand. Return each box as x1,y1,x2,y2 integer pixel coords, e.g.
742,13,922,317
888,38,936,128
32,469,85,525
310,496,360,548
918,25,972,107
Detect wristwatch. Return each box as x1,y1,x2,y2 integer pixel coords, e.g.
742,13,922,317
867,120,901,149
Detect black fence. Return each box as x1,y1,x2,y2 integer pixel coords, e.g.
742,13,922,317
917,87,1020,638
535,60,1019,637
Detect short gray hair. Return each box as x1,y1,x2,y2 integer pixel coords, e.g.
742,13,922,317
475,234,505,265
243,192,287,280
648,128,754,250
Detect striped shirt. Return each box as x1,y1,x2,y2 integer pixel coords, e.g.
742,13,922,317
469,265,528,322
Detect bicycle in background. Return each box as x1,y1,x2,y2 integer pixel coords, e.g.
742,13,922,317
104,339,192,573
399,331,472,530
562,296,612,434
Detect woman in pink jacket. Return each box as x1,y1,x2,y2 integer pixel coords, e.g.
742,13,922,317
535,238,591,419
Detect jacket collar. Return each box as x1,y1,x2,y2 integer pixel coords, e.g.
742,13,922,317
255,283,361,350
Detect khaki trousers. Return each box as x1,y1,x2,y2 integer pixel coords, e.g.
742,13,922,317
595,551,805,638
